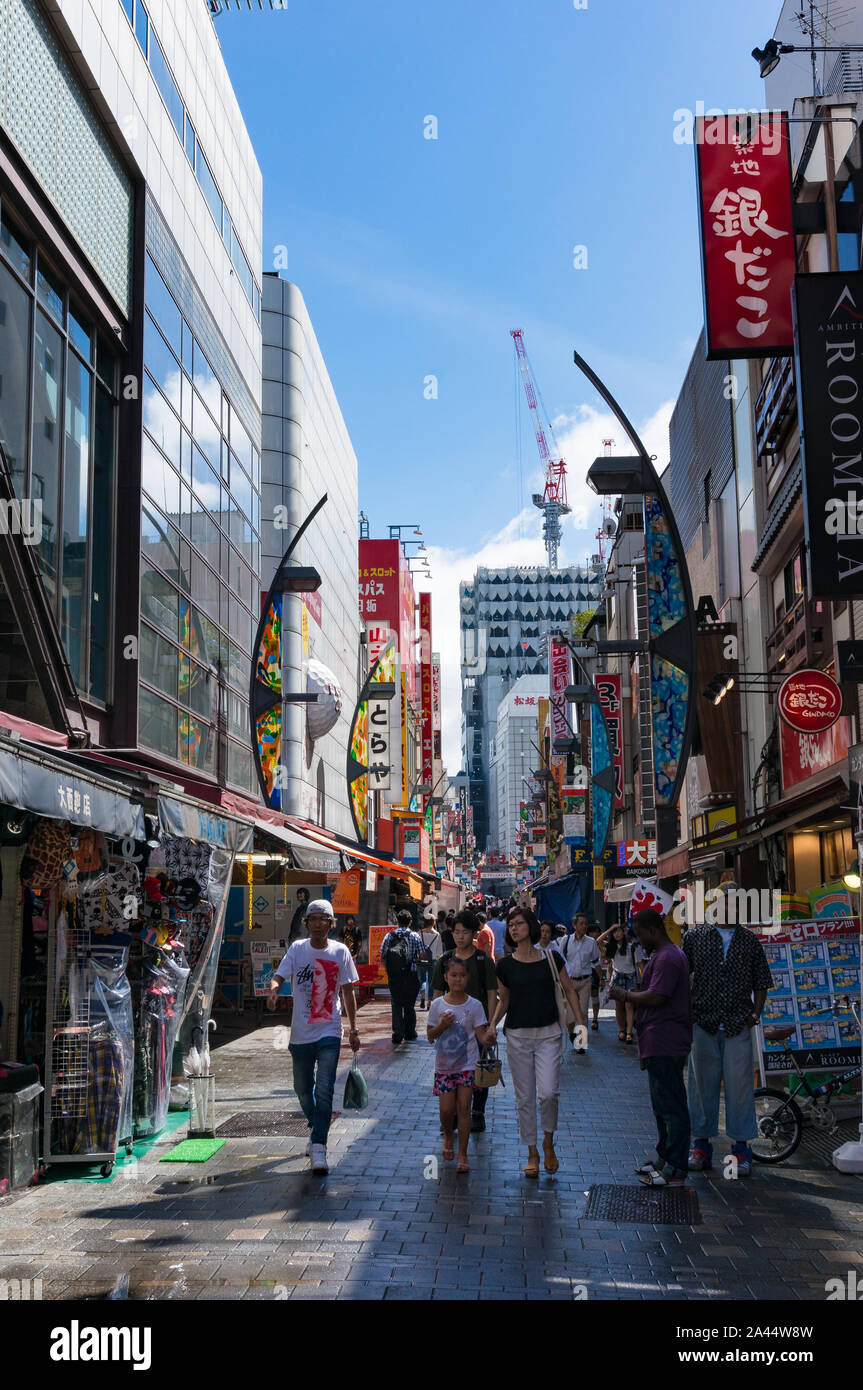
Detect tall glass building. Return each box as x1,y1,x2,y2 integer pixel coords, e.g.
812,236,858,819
0,0,263,797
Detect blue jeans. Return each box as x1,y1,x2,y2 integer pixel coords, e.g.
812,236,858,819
687,1022,757,1142
289,1037,341,1144
644,1055,690,1173
417,961,434,999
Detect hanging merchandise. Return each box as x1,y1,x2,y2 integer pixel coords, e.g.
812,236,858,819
133,944,190,1137
20,818,71,893
162,836,210,896
69,828,109,887
44,893,136,1176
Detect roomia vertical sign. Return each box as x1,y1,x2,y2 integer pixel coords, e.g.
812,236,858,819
794,272,863,597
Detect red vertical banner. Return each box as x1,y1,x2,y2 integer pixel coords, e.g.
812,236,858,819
419,593,433,816
594,672,624,809
695,112,795,358
549,638,570,791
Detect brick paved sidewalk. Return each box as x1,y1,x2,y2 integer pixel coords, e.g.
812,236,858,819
1,998,861,1300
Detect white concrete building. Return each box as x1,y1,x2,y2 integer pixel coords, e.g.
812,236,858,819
489,674,547,861
261,275,360,840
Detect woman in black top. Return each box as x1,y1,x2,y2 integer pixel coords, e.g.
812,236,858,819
488,907,586,1177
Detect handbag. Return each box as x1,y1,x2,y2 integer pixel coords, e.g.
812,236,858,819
343,1054,369,1110
473,1042,504,1089
545,947,577,1031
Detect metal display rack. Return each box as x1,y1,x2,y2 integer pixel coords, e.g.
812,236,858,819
41,894,132,1178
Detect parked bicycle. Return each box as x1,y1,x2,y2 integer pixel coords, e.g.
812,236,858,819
751,997,861,1164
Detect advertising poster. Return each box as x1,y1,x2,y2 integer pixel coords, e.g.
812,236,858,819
756,922,861,1071
357,925,390,986
331,868,362,915
250,940,291,998
562,785,586,846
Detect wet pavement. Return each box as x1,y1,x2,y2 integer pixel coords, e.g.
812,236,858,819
1,998,861,1301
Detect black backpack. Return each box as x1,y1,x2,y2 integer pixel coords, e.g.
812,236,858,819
385,931,414,982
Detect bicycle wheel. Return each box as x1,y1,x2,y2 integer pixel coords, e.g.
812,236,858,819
751,1087,803,1163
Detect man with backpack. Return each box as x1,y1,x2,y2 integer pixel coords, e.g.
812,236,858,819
380,909,425,1045
431,910,498,1132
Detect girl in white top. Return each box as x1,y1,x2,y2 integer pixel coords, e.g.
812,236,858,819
596,923,638,1044
427,955,492,1173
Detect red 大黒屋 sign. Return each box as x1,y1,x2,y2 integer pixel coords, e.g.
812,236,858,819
777,668,842,735
695,112,795,359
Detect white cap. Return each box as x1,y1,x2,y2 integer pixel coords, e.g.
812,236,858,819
305,898,334,919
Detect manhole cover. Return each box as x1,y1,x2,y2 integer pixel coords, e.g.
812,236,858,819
585,1184,701,1225
215,1111,341,1137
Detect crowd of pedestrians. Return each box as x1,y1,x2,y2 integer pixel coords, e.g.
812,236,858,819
266,887,773,1185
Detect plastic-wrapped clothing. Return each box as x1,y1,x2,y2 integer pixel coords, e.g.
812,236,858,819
133,945,189,1137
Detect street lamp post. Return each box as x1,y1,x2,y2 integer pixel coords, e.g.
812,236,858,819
573,350,697,861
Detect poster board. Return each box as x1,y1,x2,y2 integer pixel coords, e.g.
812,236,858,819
357,924,389,986
332,868,362,915
755,921,861,1073
250,940,291,998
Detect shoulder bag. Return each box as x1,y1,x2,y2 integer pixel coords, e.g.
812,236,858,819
545,947,577,1030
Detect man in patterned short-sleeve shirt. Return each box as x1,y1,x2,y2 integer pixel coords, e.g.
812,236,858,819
683,911,773,1176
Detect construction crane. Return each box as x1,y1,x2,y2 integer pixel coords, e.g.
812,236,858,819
511,329,571,570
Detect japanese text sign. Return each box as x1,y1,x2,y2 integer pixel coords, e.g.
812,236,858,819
695,113,795,358
594,672,624,808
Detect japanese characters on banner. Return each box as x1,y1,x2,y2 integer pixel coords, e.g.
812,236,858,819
594,672,624,808
366,696,391,792
432,653,443,809
616,839,657,872
629,878,675,920
793,271,863,598
695,112,795,358
549,638,570,786
419,593,433,813
331,868,362,915
779,716,850,793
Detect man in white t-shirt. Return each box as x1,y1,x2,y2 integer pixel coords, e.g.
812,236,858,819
267,898,360,1175
487,910,507,961
561,914,600,1053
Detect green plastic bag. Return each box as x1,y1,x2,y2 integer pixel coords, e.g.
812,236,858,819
343,1056,369,1110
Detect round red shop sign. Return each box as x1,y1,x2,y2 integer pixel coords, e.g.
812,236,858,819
777,668,842,734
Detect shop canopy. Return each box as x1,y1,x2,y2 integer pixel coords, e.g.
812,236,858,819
605,880,636,904
532,870,594,925
157,793,253,852
0,738,145,839
283,816,417,882
253,819,343,875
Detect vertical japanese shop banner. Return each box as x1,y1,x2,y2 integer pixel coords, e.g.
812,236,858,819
695,112,795,358
419,593,433,814
432,652,443,805
793,271,863,598
594,672,624,808
549,637,570,789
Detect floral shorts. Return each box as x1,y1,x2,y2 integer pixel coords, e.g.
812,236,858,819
433,1069,474,1096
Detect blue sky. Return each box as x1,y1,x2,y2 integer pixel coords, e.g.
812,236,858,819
216,0,779,761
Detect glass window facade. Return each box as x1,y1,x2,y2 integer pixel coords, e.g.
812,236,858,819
0,201,116,703
139,254,260,792
117,0,261,322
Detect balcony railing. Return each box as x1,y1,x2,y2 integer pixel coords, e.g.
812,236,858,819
765,592,831,676
754,356,795,460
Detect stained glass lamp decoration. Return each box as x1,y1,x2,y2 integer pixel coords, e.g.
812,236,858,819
250,495,326,809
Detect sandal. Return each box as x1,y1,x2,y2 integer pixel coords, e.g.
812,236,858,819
442,1140,454,1161
618,1031,626,1041
524,1148,540,1178
456,1156,470,1173
542,1140,559,1174
625,1033,634,1044
639,1166,686,1188
591,1021,599,1031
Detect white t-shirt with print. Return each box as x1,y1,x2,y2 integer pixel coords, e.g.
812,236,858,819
275,940,358,1044
427,995,487,1073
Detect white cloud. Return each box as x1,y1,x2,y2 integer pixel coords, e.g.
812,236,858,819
425,399,674,770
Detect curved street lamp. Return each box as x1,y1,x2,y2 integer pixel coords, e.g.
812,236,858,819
573,350,697,859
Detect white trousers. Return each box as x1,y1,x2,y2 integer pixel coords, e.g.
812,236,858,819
504,1023,562,1145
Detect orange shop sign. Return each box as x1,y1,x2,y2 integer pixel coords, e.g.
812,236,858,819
331,868,363,915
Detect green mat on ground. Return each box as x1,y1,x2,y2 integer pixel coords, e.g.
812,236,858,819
160,1137,225,1162
42,1109,189,1183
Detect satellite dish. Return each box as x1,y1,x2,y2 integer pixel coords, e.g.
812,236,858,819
306,659,343,741
603,517,616,537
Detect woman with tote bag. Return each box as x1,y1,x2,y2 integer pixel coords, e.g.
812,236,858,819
488,907,586,1177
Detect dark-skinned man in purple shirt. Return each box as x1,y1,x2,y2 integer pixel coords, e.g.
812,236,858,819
610,908,693,1188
